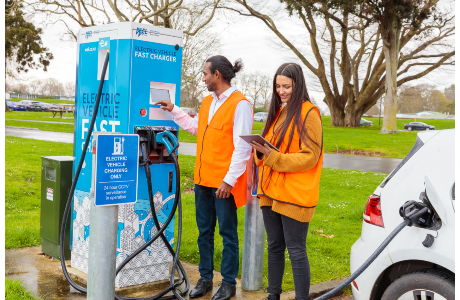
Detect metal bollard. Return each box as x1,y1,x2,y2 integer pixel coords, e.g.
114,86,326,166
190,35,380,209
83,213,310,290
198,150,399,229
241,157,265,291
87,133,118,300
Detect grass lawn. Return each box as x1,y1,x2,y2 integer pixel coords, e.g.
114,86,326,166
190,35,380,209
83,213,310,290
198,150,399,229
5,277,41,300
6,111,74,122
8,98,75,105
6,136,387,290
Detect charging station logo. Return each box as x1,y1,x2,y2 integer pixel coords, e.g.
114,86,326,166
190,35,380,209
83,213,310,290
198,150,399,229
99,40,108,48
113,137,124,155
85,31,92,39
98,37,110,50
136,27,147,37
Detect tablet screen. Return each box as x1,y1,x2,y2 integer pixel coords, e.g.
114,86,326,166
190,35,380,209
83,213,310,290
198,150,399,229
239,135,279,152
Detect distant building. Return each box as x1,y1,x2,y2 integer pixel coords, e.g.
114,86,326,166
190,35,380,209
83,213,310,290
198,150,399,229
5,92,75,101
7,92,38,99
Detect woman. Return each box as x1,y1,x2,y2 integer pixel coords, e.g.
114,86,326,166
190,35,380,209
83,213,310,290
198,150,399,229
250,63,323,300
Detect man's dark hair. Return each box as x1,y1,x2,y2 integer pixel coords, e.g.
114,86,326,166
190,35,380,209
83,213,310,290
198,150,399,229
206,55,243,84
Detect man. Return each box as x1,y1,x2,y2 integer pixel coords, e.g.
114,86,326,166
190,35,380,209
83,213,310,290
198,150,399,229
155,55,253,300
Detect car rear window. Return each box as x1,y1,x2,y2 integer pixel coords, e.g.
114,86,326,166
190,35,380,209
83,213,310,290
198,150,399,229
380,136,424,188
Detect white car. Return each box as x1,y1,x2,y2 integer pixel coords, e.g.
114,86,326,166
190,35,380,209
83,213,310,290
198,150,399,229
254,112,268,122
350,129,455,300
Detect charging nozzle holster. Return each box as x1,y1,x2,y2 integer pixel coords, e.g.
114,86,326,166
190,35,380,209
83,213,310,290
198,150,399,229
134,126,179,165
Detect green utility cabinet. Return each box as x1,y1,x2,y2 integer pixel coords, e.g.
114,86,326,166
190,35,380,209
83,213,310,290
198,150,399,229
40,156,74,260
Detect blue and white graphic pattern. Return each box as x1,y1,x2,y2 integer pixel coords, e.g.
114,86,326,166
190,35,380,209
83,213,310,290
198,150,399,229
71,189,175,288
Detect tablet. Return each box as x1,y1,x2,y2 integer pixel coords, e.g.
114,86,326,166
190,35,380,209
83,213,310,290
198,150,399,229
240,134,280,152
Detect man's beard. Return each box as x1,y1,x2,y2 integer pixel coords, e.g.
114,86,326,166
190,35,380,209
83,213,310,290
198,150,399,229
207,81,216,92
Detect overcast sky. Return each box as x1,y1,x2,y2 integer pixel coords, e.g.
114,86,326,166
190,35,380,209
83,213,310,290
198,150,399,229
21,2,456,111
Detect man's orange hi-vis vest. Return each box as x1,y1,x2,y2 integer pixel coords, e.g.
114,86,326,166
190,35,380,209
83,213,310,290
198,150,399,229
257,101,323,208
194,91,253,208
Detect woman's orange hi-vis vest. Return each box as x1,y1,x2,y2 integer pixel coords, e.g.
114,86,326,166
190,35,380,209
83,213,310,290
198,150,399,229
194,91,253,208
257,101,323,208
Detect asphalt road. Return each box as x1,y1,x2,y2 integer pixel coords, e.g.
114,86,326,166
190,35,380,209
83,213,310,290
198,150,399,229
5,127,402,173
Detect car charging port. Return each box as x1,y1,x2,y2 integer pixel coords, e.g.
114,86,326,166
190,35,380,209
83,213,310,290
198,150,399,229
399,200,435,228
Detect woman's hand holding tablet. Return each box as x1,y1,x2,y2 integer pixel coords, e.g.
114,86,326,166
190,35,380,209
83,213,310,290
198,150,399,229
240,134,280,154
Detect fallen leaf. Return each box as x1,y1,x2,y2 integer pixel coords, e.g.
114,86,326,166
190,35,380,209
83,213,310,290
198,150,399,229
319,234,334,239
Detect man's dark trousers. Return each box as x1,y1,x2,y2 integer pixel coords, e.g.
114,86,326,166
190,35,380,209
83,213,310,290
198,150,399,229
194,184,239,286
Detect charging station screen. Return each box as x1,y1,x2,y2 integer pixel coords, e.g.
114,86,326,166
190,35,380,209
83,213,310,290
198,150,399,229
150,88,170,103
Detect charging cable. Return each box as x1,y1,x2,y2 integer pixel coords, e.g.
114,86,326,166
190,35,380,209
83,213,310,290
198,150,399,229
314,202,430,300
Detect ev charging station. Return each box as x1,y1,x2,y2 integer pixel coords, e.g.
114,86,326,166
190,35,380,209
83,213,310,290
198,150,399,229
71,22,183,288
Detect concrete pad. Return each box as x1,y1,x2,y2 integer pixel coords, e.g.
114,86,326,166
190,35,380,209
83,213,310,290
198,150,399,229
6,246,352,299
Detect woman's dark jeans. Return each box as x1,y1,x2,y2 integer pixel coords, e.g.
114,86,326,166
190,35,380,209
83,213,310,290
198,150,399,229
262,206,311,300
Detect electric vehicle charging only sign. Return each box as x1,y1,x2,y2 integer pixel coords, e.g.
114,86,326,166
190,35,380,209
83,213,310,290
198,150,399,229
95,134,139,206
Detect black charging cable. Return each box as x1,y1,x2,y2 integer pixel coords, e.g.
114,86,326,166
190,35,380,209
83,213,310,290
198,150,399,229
59,52,189,299
114,155,189,300
59,52,110,294
314,204,430,300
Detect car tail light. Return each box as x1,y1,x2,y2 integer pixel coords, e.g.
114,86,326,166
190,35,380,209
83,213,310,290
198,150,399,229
404,124,407,126
363,194,384,227
352,280,359,291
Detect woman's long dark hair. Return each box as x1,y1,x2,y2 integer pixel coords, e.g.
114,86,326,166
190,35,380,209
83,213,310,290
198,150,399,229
262,63,320,154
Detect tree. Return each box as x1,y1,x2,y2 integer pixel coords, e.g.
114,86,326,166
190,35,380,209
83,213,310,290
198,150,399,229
224,0,454,132
5,1,53,79
397,84,454,114
444,84,455,100
6,0,53,111
65,81,76,97
174,9,222,110
24,0,223,108
236,71,271,109
29,78,42,94
23,0,221,41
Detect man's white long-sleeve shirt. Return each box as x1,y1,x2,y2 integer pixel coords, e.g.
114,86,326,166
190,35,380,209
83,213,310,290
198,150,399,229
170,86,253,187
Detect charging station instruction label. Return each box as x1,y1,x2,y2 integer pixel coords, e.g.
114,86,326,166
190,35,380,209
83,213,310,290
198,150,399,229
95,134,139,206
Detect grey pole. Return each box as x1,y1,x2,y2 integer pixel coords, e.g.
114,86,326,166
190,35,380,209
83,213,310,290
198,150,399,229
87,132,118,300
241,156,265,291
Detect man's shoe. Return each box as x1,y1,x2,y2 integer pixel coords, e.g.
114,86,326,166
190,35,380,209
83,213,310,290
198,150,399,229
210,282,236,300
189,278,213,298
263,294,280,300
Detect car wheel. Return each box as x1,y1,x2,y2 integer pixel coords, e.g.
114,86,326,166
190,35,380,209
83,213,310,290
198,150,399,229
408,127,412,131
381,269,454,300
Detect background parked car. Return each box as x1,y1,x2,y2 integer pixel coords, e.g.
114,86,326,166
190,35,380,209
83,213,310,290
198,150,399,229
37,102,55,112
6,101,27,111
254,112,268,122
18,100,42,112
181,107,197,118
404,122,435,131
360,118,373,126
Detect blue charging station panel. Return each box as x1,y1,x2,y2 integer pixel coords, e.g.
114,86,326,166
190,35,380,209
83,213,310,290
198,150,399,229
71,22,182,288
